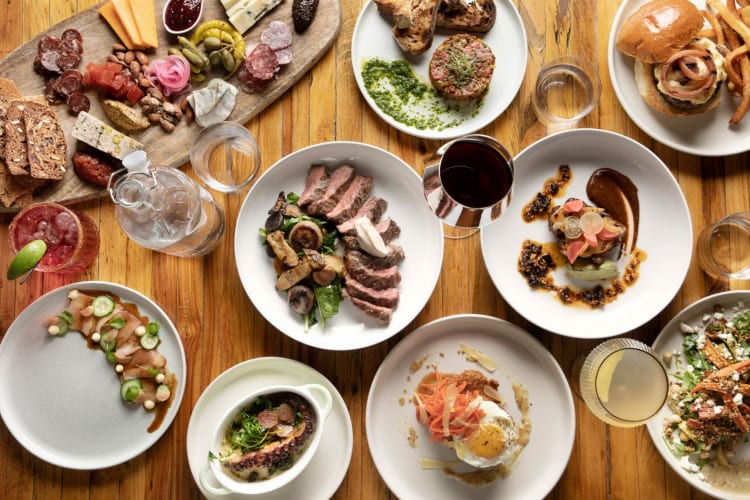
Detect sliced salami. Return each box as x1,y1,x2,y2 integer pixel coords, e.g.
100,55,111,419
260,21,292,51
245,44,278,81
275,47,294,65
61,28,83,42
40,50,61,73
38,35,61,53
237,63,269,94
58,49,81,71
44,77,64,104
67,92,90,115
56,69,84,97
61,36,83,55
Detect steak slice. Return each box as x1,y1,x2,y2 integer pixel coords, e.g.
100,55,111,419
342,218,402,250
346,246,405,270
346,251,401,289
325,175,373,223
306,165,355,216
345,294,393,325
344,275,399,308
297,164,329,208
337,197,388,234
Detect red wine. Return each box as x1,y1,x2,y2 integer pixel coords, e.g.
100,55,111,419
439,140,513,208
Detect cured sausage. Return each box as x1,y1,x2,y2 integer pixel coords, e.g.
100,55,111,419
61,28,82,42
72,151,115,186
245,44,278,81
38,35,61,53
67,92,91,115
58,50,81,72
39,50,61,73
44,77,64,104
237,63,269,94
56,69,84,97
61,36,83,55
260,21,292,51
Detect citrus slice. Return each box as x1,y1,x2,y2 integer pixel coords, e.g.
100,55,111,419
7,239,47,280
595,350,624,404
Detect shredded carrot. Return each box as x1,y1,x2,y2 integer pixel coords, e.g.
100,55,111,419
414,371,485,442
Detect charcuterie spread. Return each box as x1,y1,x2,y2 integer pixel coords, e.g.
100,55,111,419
0,0,340,211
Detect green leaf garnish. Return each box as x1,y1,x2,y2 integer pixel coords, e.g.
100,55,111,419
109,317,126,329
59,310,73,325
146,322,160,336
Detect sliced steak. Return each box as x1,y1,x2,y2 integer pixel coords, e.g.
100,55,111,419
345,294,393,325
346,246,405,270
337,197,388,234
346,251,401,289
297,164,329,208
325,175,373,223
344,275,399,308
341,217,402,250
306,165,355,216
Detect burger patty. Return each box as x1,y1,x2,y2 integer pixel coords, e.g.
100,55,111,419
428,34,495,101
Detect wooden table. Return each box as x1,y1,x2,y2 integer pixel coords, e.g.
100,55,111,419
1,0,749,498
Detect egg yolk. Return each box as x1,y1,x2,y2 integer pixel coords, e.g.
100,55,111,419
465,422,507,459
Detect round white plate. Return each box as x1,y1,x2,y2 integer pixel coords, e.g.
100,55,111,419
366,314,575,499
648,291,750,500
480,128,692,338
351,0,527,140
186,357,353,500
608,0,749,156
234,141,443,350
0,281,186,469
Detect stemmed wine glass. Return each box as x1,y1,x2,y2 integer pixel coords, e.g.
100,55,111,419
422,134,514,239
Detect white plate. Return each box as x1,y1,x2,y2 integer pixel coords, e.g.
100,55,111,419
351,0,527,140
366,314,575,499
648,291,750,500
234,141,443,350
608,0,749,156
0,281,186,469
480,129,692,338
186,357,353,499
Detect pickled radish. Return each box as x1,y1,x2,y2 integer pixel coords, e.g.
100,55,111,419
563,199,584,213
579,211,604,235
566,240,587,263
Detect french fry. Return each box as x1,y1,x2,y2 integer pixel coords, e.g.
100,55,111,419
703,9,725,45
708,0,750,47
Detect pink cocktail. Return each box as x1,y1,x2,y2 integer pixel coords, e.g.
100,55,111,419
9,202,99,273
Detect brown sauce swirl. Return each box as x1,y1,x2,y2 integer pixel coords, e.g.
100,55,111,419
586,168,640,258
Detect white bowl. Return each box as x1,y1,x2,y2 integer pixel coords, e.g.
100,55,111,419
162,0,203,36
199,383,333,496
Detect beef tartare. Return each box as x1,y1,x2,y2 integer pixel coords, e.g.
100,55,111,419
428,34,495,101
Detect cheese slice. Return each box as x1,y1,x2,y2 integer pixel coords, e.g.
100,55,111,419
99,1,137,49
111,0,145,49
127,0,158,48
228,0,283,33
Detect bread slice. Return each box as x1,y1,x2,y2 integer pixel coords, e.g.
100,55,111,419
0,78,22,100
0,160,45,207
3,96,49,176
393,0,440,55
24,101,67,180
436,0,496,32
373,0,412,29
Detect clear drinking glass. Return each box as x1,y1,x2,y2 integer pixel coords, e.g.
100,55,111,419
577,338,668,427
532,56,602,129
422,134,514,239
696,212,750,280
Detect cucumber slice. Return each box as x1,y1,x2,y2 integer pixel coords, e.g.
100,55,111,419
140,333,160,350
92,295,116,317
120,379,143,402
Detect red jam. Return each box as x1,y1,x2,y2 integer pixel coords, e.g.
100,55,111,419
164,0,202,32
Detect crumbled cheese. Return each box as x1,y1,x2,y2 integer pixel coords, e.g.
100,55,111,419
680,456,700,473
734,393,744,405
680,322,696,334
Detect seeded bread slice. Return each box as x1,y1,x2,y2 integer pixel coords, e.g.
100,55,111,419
0,160,45,207
24,101,67,180
3,96,49,176
393,0,440,55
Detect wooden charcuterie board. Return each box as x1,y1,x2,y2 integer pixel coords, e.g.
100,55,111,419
0,0,340,212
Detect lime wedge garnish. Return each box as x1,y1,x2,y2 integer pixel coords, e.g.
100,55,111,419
595,350,624,404
7,239,47,280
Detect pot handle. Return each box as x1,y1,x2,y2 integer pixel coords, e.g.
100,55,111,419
199,464,232,497
302,383,333,423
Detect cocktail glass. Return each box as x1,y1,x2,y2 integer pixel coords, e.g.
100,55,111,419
9,202,99,274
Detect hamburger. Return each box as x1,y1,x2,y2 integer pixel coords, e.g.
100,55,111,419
616,0,727,116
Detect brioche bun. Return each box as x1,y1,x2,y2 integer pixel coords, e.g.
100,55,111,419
616,0,703,63
634,58,722,116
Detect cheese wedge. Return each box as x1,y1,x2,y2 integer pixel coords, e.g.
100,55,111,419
112,0,145,48
99,1,137,49
127,0,158,49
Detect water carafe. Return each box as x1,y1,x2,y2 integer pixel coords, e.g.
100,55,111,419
109,150,225,257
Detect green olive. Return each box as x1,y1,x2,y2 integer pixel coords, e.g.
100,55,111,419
208,50,222,66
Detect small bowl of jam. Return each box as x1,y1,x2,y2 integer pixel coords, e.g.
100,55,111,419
163,0,203,35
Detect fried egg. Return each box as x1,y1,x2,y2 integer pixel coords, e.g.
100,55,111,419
453,399,518,468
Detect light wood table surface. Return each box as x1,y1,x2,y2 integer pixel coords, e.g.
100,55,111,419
1,0,749,499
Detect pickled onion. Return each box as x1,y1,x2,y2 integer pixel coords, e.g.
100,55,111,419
146,55,191,96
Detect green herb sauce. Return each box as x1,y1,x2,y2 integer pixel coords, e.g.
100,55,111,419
361,57,484,131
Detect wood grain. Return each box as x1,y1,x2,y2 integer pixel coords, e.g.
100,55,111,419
0,0,340,211
1,0,749,500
